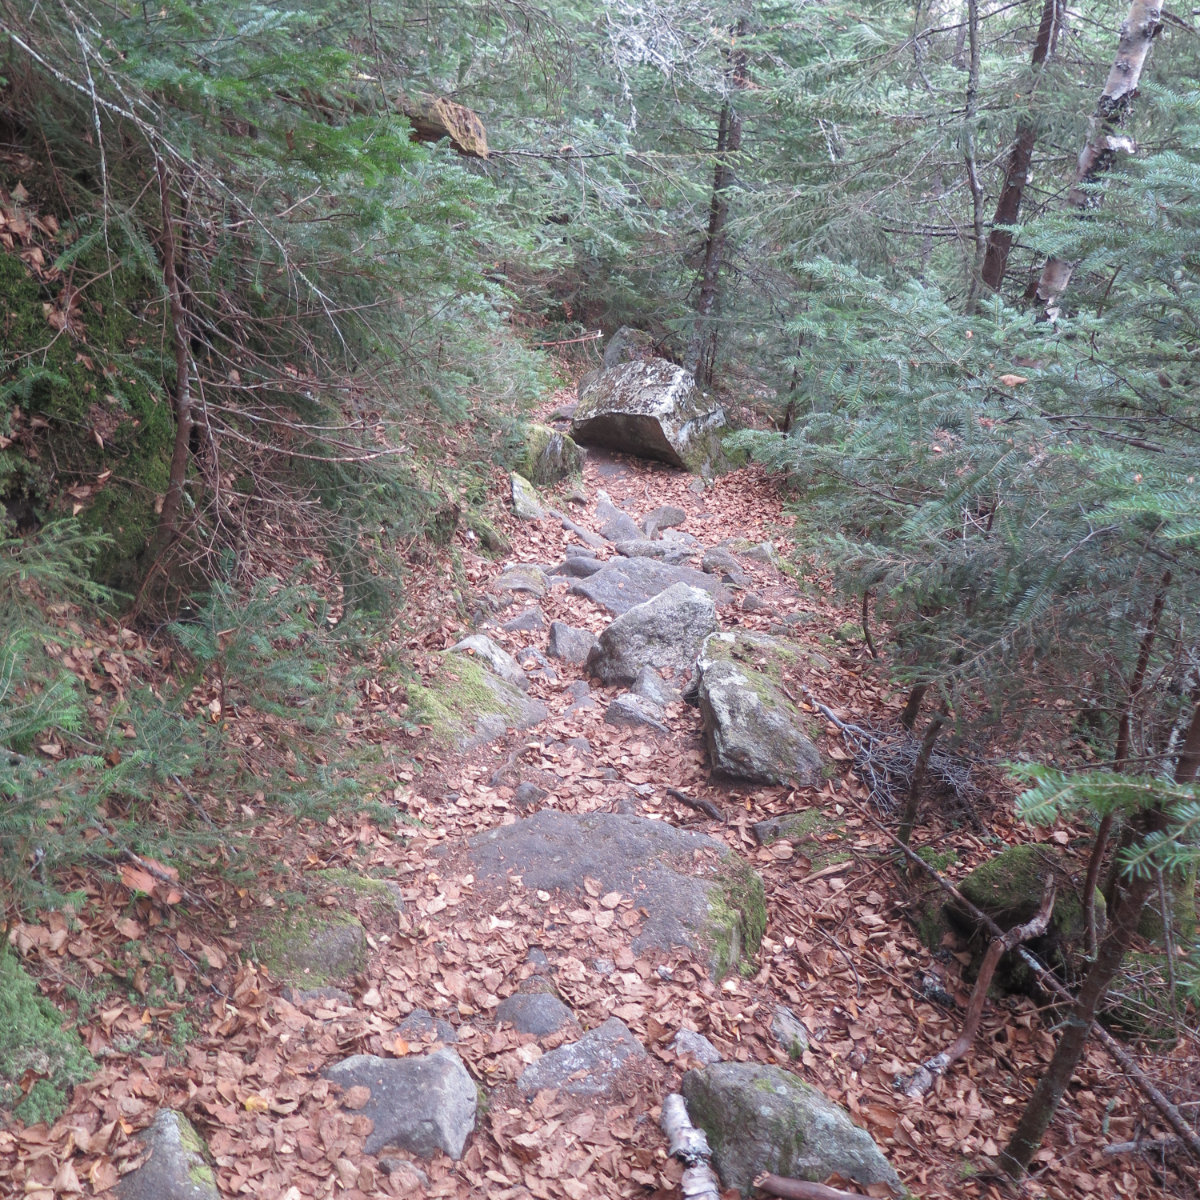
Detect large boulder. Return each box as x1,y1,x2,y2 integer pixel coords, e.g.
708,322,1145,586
695,632,822,786
681,1063,901,1196
518,1018,645,1096
570,359,728,473
547,621,600,666
118,1110,219,1200
325,1050,477,1159
570,556,730,615
466,810,765,978
588,582,718,685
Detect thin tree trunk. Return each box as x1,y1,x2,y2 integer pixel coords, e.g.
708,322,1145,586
1083,569,1172,954
962,0,986,311
686,22,746,387
900,683,927,731
1034,1,1161,320
898,705,947,847
981,0,1063,292
153,157,193,555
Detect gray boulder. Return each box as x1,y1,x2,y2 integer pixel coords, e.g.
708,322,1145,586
596,492,641,542
642,504,688,538
449,635,528,693
520,423,583,485
682,1063,901,1196
397,1009,458,1045
118,1110,218,1200
518,1018,646,1096
502,608,546,633
701,546,747,586
466,810,765,978
672,1029,723,1066
513,782,549,810
602,326,657,368
325,1050,477,1159
495,564,549,599
588,582,718,685
613,538,694,564
571,359,728,473
510,472,544,520
772,1006,811,1059
547,621,600,665
570,556,730,615
696,632,822,786
411,656,547,751
605,693,670,736
549,556,605,579
496,992,575,1037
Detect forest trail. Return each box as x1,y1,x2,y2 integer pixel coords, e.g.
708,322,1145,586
3,393,1175,1200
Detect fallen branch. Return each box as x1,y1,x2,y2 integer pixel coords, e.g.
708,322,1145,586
899,878,1056,1098
753,1172,875,1200
660,1093,721,1200
667,786,724,822
1103,1135,1184,1157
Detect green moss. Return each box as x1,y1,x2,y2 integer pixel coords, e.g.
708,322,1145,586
465,510,511,556
757,809,851,871
706,862,767,980
0,946,95,1125
406,655,518,745
518,423,582,486
251,907,366,987
313,868,404,917
916,846,960,873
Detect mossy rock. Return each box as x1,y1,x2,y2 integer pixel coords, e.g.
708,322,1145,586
519,423,583,486
407,654,547,751
311,869,405,919
465,511,511,556
707,861,768,979
949,844,1101,990
252,907,366,987
1136,860,1198,945
0,945,95,1125
752,809,852,872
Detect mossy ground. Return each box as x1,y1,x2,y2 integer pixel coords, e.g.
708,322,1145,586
706,861,768,979
0,946,95,1125
250,907,366,987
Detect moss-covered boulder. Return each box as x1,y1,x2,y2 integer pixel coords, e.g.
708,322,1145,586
117,1109,218,1200
520,423,583,486
407,654,547,751
949,844,1101,989
0,946,95,1125
751,810,852,872
253,907,366,988
681,1063,901,1196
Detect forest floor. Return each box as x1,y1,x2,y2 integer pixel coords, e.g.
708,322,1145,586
1,387,1197,1200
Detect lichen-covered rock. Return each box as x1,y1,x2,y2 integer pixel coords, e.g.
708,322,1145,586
695,632,822,786
570,358,728,473
520,423,584,485
466,810,764,977
771,1006,810,1059
605,693,670,736
612,538,693,564
570,557,730,615
117,1110,219,1200
495,563,549,599
751,810,851,871
587,583,718,685
681,1063,901,1196
254,907,365,987
408,655,547,751
518,1018,645,1096
547,621,600,665
602,326,657,368
510,472,545,520
325,1050,477,1159
449,634,528,692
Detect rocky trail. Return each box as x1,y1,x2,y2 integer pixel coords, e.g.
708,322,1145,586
1,394,1187,1200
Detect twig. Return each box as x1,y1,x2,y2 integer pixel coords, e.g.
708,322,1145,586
754,1173,876,1200
667,786,724,822
861,590,878,660
899,878,1056,1098
1103,1135,1184,1157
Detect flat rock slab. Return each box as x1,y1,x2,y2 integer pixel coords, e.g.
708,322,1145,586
605,693,670,736
613,538,694,564
496,564,549,598
570,557,730,615
465,810,764,977
518,1018,646,1096
682,1062,901,1196
496,991,576,1037
325,1050,477,1159
118,1110,218,1200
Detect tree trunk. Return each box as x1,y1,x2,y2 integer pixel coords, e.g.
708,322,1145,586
686,22,746,388
152,157,194,556
1033,1,1161,320
962,0,986,310
898,705,947,847
980,0,1063,292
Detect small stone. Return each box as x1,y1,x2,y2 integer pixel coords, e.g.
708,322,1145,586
549,556,605,578
605,693,670,736
642,504,688,538
502,608,546,633
397,1009,458,1045
596,491,642,542
701,546,746,585
513,782,548,810
283,985,354,1007
449,634,528,692
741,593,768,613
593,958,616,976
672,1028,722,1065
548,621,600,665
496,992,575,1037
565,737,592,756
565,484,588,504
495,564,549,598
743,541,778,564
688,478,706,495
526,947,552,972
517,1019,646,1096
771,1006,810,1058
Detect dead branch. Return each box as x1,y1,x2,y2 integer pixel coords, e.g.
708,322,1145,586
899,878,1056,1098
660,1093,720,1200
667,786,724,822
753,1172,876,1200
1103,1135,1184,1157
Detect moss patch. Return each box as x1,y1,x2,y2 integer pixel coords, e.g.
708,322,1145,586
407,655,519,744
519,423,582,486
251,907,366,987
0,946,95,1125
1102,951,1187,1046
312,868,405,918
706,861,767,980
754,809,851,871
